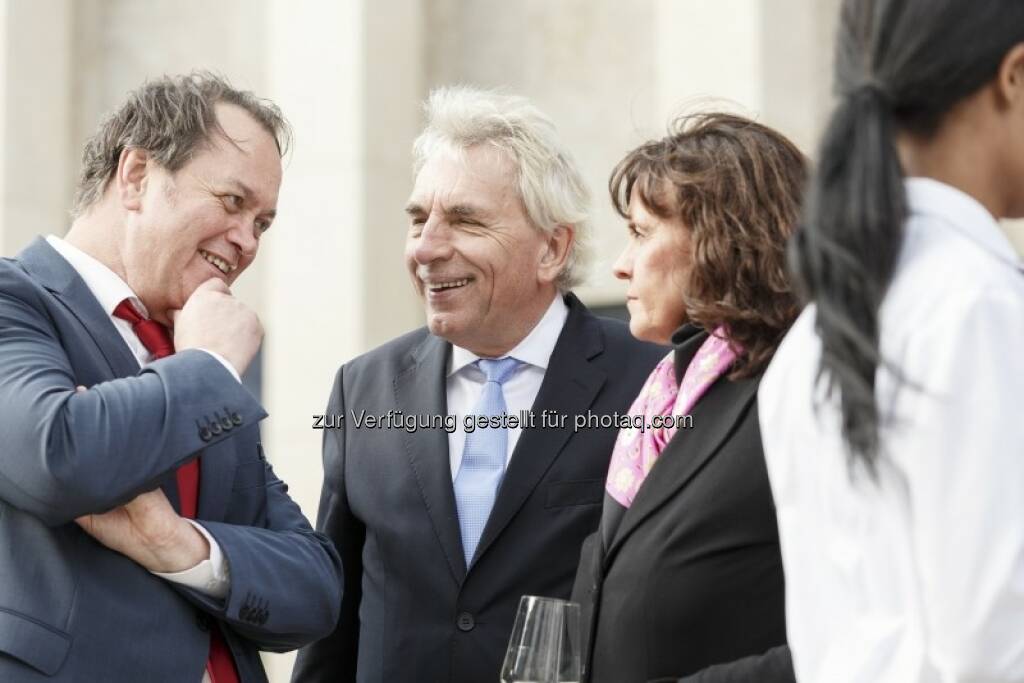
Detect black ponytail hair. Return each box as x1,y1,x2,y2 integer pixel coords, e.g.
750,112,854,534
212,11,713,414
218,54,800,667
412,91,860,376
792,0,1024,470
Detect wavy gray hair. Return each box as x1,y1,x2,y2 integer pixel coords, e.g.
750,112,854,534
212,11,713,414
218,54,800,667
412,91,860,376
412,86,591,290
72,71,290,217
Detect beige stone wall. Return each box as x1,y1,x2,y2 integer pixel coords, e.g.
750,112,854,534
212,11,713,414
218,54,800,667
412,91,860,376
0,0,74,256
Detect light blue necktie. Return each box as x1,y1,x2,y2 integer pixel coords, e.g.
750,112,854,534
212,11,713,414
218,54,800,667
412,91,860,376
454,357,522,568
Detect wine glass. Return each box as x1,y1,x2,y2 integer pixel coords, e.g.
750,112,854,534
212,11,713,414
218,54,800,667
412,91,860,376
500,595,581,683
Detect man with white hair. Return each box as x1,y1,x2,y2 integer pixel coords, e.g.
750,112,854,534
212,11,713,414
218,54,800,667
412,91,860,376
292,87,664,683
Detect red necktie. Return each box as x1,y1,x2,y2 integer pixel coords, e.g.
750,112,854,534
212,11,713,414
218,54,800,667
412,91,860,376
112,299,240,683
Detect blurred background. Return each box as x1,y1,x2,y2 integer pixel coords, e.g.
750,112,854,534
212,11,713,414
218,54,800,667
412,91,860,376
1,1,1022,679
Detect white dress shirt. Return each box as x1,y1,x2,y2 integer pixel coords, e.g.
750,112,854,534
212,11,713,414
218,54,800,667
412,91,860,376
447,293,568,478
47,236,232,600
759,179,1024,683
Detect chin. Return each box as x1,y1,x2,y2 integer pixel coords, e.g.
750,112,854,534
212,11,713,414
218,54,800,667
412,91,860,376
629,319,671,346
430,315,482,349
426,312,456,338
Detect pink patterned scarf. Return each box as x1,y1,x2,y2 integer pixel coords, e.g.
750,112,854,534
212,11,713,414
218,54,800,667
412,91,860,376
605,326,740,508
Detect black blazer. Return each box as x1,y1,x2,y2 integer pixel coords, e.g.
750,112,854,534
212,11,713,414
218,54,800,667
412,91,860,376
572,325,794,683
292,294,665,683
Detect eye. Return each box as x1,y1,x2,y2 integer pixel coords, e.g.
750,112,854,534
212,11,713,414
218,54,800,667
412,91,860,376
222,194,243,211
408,218,425,237
255,218,272,234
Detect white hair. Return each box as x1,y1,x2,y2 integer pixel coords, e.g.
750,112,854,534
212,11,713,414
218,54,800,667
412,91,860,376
412,86,592,290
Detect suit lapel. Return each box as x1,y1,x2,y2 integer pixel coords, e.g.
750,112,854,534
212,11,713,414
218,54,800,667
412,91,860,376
472,295,607,565
18,237,182,511
602,328,759,569
19,238,140,379
596,325,704,553
394,334,466,583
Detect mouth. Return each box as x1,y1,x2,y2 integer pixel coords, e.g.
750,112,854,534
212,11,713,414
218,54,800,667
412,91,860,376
199,249,237,276
423,277,473,293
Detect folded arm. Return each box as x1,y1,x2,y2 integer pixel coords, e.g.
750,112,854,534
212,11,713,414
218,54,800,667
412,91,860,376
173,455,344,651
0,291,264,525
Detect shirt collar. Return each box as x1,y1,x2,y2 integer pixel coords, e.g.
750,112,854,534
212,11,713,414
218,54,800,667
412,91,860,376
45,235,149,318
905,177,1023,270
448,293,569,377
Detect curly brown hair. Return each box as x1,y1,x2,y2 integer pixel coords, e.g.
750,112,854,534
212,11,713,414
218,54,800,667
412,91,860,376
610,112,807,378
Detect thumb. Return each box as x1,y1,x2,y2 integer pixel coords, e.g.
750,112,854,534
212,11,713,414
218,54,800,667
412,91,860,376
196,277,231,296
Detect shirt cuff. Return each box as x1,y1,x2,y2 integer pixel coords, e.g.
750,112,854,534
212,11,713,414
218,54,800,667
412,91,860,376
152,519,231,599
197,348,242,383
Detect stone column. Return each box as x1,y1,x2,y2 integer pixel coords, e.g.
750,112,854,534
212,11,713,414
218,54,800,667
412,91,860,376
653,0,838,153
261,1,424,677
0,0,74,258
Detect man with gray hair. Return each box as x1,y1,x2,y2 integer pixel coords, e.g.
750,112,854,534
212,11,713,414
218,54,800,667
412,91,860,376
292,87,663,683
0,73,341,682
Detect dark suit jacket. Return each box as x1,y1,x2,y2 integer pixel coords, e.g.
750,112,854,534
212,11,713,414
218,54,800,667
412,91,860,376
291,294,665,683
571,325,793,683
0,238,343,682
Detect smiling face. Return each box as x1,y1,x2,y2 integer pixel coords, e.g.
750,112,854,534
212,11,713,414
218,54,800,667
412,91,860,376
119,102,281,323
613,184,693,345
405,145,563,356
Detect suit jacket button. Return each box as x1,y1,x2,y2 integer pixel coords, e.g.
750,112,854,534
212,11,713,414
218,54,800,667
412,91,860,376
219,415,234,430
210,421,223,436
456,612,475,632
199,427,213,442
231,412,243,426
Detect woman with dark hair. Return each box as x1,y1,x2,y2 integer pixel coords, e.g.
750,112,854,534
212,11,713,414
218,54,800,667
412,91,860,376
571,112,804,683
759,0,1024,681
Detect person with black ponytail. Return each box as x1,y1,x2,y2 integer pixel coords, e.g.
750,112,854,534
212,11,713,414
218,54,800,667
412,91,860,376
758,1,1024,681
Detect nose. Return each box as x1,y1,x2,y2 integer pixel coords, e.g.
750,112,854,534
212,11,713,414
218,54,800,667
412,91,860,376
612,243,633,281
411,217,454,265
226,216,260,259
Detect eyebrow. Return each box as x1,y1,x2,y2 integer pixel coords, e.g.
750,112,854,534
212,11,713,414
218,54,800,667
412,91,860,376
403,202,487,219
447,204,484,219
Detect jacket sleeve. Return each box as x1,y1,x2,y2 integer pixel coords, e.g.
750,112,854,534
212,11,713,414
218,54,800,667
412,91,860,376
172,448,344,652
290,366,366,682
0,288,265,526
649,645,794,683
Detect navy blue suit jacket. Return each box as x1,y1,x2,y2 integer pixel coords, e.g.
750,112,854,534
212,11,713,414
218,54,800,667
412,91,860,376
291,294,665,683
0,238,342,682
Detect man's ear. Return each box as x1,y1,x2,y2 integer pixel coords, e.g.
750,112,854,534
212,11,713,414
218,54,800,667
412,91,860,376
115,147,150,211
538,224,574,285
995,42,1024,110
